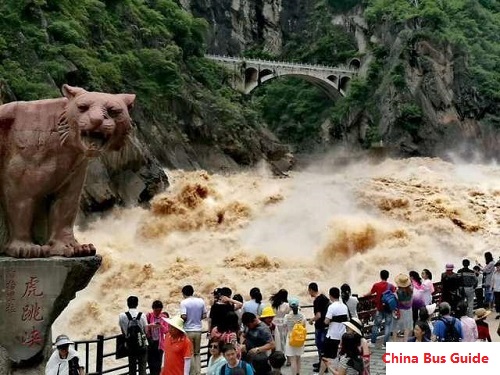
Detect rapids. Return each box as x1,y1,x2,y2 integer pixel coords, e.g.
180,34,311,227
53,156,500,339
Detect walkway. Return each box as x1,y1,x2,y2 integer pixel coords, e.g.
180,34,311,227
281,347,386,375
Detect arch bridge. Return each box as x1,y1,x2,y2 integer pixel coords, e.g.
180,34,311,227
206,54,360,99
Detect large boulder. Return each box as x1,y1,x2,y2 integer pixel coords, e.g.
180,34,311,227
0,256,101,374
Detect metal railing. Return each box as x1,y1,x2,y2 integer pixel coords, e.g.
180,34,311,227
205,54,358,74
67,282,445,374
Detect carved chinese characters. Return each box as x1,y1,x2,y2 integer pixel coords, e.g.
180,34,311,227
1,257,101,363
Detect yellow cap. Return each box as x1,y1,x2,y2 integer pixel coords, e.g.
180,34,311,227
260,306,276,318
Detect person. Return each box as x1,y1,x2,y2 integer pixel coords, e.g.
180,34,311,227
343,318,370,375
269,289,290,352
393,273,413,342
180,285,207,375
418,304,435,338
456,259,477,317
491,261,500,319
323,332,363,375
284,297,306,375
220,343,254,375
206,339,226,375
268,351,286,375
45,335,84,375
146,300,169,375
409,271,426,324
421,269,434,305
455,301,477,342
242,287,264,316
365,270,396,348
340,284,358,319
209,287,242,332
119,295,148,375
440,264,461,315
319,287,348,375
432,302,463,342
473,265,484,308
407,321,431,342
260,306,277,339
474,308,492,342
241,312,275,361
477,251,495,309
211,311,242,358
233,293,245,327
307,282,330,372
161,316,193,375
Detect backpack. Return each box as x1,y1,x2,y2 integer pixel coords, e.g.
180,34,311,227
68,357,82,375
125,312,148,353
220,361,248,375
440,317,460,342
289,321,307,347
381,284,398,312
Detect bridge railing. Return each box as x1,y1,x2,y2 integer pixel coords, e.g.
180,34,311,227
64,282,444,374
205,54,358,74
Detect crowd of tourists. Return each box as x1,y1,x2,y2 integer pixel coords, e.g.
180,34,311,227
47,251,500,375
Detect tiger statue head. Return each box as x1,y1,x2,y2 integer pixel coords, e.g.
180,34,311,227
58,84,135,156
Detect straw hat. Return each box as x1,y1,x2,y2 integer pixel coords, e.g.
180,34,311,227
164,315,186,333
260,306,276,318
343,318,363,336
395,273,411,288
54,335,74,348
474,308,491,320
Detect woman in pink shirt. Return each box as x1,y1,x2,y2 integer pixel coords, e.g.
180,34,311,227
146,300,169,375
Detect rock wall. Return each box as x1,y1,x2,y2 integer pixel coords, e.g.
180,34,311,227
180,0,312,56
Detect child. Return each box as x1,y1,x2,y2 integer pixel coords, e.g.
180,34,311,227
343,318,370,375
268,351,286,375
474,308,491,342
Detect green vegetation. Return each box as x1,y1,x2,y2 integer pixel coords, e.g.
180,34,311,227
0,0,257,146
252,0,359,149
365,0,500,104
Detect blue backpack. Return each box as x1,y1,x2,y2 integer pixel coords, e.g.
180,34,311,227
381,284,398,312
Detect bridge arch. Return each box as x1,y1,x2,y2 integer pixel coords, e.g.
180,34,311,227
205,55,358,99
245,68,258,84
244,70,343,100
339,76,351,92
349,58,361,70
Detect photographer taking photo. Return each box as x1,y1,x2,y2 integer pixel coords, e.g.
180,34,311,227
208,287,243,334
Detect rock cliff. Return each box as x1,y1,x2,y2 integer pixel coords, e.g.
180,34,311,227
179,0,312,56
182,0,500,158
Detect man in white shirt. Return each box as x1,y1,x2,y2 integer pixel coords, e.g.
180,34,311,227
319,287,348,375
118,296,148,375
180,285,207,375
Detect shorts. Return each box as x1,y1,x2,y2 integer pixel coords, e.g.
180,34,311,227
323,338,340,359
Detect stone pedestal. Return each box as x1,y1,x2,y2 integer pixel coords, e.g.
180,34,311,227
0,256,101,374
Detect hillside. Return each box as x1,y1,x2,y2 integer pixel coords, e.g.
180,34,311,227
3,0,500,192
184,0,500,157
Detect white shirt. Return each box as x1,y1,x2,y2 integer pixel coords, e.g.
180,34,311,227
45,347,82,375
118,308,148,335
491,271,500,292
180,296,207,331
325,301,348,340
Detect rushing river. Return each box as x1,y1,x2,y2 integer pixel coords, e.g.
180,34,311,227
53,156,500,339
